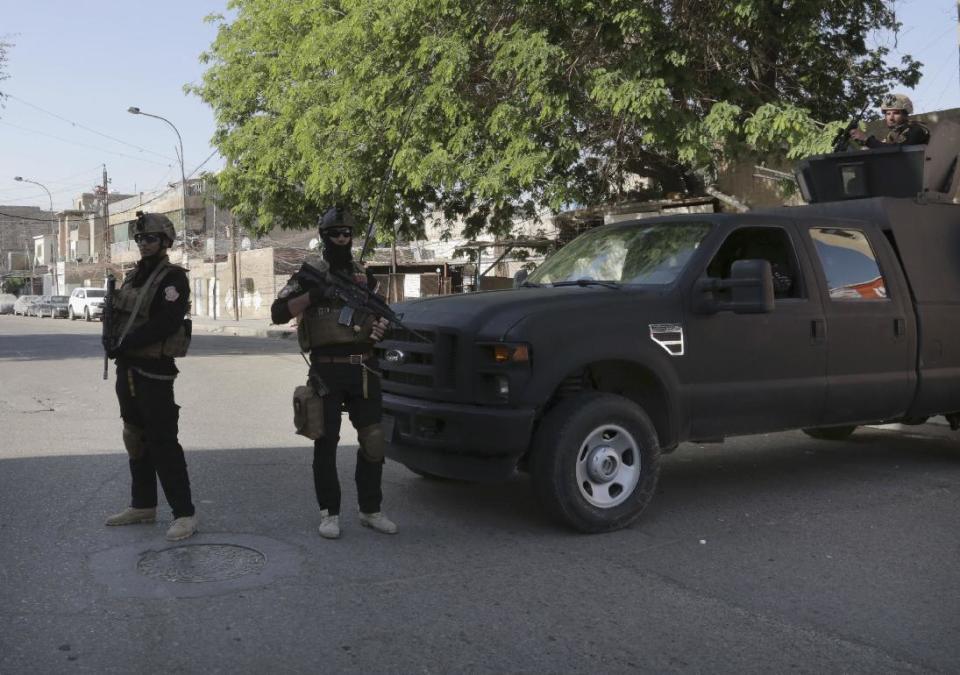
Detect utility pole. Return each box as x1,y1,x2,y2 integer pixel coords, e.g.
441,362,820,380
101,165,110,263
232,218,240,321
212,200,218,320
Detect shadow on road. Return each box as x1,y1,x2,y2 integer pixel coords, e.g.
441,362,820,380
0,331,301,362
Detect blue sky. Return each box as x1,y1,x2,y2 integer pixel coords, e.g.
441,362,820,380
1,0,957,211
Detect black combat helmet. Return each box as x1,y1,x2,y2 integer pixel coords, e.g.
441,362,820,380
129,211,177,246
319,206,355,232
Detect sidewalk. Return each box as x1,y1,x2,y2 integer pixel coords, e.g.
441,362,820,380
190,314,295,339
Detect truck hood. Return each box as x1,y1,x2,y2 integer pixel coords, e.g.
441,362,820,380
393,286,666,339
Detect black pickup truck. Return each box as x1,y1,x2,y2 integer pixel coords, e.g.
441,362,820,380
376,125,960,533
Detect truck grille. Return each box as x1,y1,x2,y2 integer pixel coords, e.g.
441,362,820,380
375,328,458,396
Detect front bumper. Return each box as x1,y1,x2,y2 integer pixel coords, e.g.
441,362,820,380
382,393,536,482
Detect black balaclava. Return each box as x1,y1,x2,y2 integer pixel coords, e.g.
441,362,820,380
321,232,353,272
133,242,169,285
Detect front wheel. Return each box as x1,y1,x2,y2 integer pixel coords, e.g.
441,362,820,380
531,392,661,533
69,307,76,320
84,307,91,322
802,426,858,441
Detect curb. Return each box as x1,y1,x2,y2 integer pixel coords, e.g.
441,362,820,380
191,322,295,339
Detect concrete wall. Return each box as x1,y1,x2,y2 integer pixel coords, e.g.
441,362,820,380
188,248,280,321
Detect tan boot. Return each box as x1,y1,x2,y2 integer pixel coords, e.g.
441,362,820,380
105,507,156,526
359,511,397,535
165,515,198,541
317,510,340,539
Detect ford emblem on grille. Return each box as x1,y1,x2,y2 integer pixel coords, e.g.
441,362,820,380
384,349,406,364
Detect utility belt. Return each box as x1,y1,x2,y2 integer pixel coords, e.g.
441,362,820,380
310,352,372,365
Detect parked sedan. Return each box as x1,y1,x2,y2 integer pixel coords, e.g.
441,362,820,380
0,293,16,314
30,296,51,317
36,295,70,318
13,295,40,316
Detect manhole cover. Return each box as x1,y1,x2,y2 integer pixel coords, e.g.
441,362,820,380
137,544,266,583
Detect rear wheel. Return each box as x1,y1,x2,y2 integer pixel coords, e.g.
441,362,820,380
802,425,857,441
531,392,661,533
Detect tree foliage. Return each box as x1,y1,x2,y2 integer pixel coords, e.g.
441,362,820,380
193,0,920,238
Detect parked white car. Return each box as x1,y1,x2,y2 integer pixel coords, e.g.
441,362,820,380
68,287,107,321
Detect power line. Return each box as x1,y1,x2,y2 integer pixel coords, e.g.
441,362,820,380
0,120,175,168
4,93,177,162
0,150,222,223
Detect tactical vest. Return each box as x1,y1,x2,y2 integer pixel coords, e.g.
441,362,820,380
296,258,376,351
112,257,191,359
884,122,929,145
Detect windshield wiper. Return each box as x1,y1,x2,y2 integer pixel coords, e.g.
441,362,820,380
520,280,543,287
551,279,621,289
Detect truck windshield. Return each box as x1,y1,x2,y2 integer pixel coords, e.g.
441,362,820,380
528,221,711,286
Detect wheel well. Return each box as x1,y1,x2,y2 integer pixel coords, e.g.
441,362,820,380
543,361,675,450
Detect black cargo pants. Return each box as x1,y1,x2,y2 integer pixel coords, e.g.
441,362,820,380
310,360,383,516
115,363,195,518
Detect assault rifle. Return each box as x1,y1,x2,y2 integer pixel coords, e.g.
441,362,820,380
295,261,431,343
101,274,116,380
832,118,861,152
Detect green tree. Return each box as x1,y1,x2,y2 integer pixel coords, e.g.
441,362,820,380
193,0,919,239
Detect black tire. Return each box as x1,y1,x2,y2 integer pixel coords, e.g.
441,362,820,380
84,307,91,322
531,392,661,533
69,307,75,320
802,425,858,441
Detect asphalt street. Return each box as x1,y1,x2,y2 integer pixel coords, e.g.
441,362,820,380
1,315,958,674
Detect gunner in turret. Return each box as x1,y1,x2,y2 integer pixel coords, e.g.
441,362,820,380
850,93,930,147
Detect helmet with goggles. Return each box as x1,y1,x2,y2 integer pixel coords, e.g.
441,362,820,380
129,211,176,246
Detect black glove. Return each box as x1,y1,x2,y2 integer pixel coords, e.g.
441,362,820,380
106,341,127,360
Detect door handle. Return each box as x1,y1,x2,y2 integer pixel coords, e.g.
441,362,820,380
894,317,905,337
811,319,826,342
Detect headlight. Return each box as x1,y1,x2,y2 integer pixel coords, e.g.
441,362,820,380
489,343,531,364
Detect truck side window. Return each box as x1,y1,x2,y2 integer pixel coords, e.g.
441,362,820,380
705,226,803,299
810,228,888,301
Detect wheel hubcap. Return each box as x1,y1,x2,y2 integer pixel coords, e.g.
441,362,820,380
575,423,642,509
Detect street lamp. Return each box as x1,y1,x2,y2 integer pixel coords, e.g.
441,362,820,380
127,106,188,250
14,176,58,293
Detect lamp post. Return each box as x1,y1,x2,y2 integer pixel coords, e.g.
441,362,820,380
14,176,58,293
126,107,188,251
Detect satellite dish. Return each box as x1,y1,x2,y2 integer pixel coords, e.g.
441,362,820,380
308,238,320,251
240,236,252,251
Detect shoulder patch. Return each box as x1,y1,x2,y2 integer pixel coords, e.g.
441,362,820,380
278,281,300,299
164,286,180,302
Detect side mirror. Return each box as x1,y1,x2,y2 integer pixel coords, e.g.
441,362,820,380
694,259,775,314
513,268,529,288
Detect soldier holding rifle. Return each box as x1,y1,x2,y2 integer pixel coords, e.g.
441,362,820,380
271,206,395,540
102,211,198,541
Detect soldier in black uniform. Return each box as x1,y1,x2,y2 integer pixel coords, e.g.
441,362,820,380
104,212,197,542
271,206,394,539
850,93,930,147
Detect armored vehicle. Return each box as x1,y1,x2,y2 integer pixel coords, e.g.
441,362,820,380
376,121,960,533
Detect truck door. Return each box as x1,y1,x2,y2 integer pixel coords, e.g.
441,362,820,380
801,223,916,423
683,224,827,437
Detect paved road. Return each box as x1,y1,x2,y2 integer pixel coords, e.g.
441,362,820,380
1,316,958,674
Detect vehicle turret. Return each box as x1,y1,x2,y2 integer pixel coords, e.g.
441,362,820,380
795,119,960,203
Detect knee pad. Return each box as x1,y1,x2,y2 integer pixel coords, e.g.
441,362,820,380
357,423,386,463
122,423,145,459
